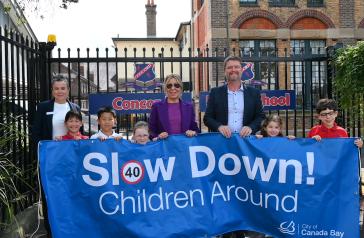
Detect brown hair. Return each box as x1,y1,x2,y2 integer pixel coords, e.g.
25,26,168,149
223,56,242,69
260,114,283,137
315,98,338,114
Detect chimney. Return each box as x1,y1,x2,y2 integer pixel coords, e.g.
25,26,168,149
145,0,156,37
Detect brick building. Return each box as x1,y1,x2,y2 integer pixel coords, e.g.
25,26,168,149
191,0,364,96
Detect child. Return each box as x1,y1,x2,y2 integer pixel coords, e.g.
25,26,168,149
59,110,88,140
256,114,295,139
308,98,363,148
132,121,150,145
90,106,123,141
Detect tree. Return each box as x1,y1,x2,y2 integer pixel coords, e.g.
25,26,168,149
333,41,364,117
16,0,79,10
1,0,79,22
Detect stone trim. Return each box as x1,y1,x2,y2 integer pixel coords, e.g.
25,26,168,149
231,10,285,29
286,9,335,29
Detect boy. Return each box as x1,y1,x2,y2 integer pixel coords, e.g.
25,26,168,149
90,106,123,141
309,98,363,148
132,121,150,145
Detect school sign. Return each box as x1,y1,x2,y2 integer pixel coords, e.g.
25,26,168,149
39,135,359,238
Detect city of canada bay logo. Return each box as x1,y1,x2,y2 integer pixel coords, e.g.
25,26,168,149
278,221,295,235
123,63,161,91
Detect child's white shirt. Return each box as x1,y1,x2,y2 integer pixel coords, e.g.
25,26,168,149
90,130,122,139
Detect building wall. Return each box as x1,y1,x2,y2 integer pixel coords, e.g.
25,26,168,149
192,0,364,92
113,40,191,89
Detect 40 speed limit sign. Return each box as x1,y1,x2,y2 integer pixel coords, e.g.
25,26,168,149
121,160,145,184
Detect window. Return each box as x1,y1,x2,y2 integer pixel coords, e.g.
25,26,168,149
269,0,295,7
290,40,327,108
307,0,324,7
239,0,258,5
239,40,277,90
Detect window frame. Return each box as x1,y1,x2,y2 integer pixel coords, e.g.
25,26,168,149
269,0,295,7
307,0,324,7
239,0,258,7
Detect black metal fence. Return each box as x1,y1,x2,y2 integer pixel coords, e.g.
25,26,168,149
1,26,363,226
0,26,41,224
47,45,339,138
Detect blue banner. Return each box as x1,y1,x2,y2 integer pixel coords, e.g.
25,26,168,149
39,135,359,238
89,92,192,115
199,90,296,112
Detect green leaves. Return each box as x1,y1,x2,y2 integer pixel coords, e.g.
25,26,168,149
333,41,364,115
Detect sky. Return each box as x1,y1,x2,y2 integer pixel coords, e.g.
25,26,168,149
26,0,191,54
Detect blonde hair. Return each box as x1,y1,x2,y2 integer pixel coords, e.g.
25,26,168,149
133,121,149,134
164,74,183,92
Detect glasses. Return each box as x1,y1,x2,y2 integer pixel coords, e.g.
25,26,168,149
166,83,181,89
319,111,336,117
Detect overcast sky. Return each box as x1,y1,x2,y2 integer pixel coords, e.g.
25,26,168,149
26,0,191,54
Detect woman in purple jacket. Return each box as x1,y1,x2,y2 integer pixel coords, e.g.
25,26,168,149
149,74,200,139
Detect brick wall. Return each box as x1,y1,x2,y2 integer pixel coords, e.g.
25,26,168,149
210,0,228,29
339,0,355,28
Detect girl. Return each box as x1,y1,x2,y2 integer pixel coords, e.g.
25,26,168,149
132,121,150,145
59,110,88,140
256,114,295,139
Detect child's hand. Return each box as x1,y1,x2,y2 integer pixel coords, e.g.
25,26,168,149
355,138,363,149
185,130,196,137
152,137,158,141
287,135,296,140
98,136,107,141
311,135,322,141
255,135,263,139
55,136,62,141
158,132,169,139
114,136,123,141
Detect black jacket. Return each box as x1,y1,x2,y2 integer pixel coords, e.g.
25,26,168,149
203,84,265,134
31,99,81,145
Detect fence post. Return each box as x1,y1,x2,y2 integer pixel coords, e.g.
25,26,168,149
38,42,56,101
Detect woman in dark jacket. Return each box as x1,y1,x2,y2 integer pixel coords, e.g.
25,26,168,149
32,76,81,144
31,75,81,238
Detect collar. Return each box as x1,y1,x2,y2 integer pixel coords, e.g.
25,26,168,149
227,84,244,93
66,131,82,139
99,130,116,137
320,122,338,131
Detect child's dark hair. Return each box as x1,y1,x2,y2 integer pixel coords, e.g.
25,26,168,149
97,106,117,119
65,110,82,122
133,121,149,134
315,98,338,113
260,114,283,137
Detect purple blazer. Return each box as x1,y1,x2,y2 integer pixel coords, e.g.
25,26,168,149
148,99,200,138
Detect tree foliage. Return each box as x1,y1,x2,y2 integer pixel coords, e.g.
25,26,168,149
16,0,78,11
333,41,364,115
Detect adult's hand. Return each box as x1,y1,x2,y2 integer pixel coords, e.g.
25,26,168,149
218,125,232,138
239,126,252,137
158,132,169,139
185,130,196,137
